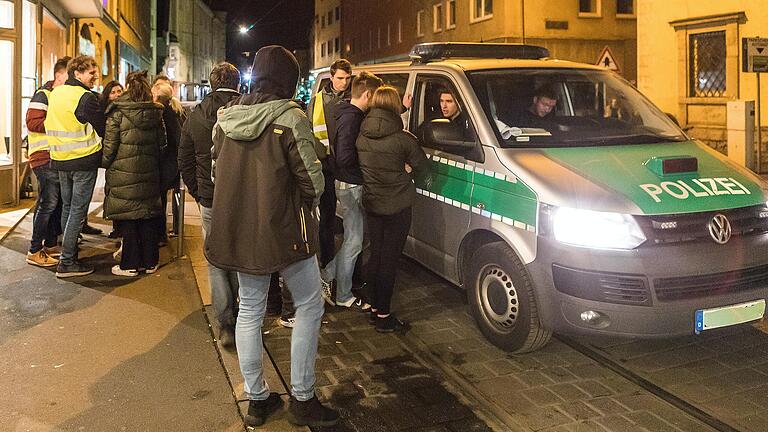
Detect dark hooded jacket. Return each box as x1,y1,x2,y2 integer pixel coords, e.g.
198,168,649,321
178,88,240,207
204,92,325,275
331,100,365,185
356,108,430,216
101,98,166,220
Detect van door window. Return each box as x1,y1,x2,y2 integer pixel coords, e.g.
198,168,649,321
376,73,409,99
411,75,478,156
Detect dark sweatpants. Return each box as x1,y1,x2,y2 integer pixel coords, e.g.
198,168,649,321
366,207,412,315
116,217,161,270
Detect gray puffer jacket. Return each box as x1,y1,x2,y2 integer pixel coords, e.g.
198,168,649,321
102,98,167,220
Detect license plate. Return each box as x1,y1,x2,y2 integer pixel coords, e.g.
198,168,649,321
695,299,766,334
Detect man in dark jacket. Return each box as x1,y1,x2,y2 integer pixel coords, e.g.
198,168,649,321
206,46,338,428
307,59,351,268
46,55,106,278
320,72,383,310
178,62,242,348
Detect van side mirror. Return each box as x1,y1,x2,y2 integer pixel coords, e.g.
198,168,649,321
665,113,694,132
422,118,476,153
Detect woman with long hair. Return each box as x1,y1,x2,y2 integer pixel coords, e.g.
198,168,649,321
356,85,430,332
102,71,167,276
152,81,184,240
100,80,123,112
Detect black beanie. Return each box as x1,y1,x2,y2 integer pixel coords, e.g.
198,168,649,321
251,45,300,99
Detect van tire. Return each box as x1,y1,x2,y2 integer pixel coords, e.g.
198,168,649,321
466,241,551,353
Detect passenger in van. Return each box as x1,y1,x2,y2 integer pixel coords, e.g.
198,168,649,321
604,97,625,120
356,86,430,333
438,87,467,127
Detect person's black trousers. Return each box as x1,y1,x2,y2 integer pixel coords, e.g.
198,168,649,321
366,207,412,315
318,172,337,267
116,217,161,270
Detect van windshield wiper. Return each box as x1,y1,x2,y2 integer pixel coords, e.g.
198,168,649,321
562,133,688,145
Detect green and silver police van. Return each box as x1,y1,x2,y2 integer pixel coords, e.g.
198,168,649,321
312,43,768,353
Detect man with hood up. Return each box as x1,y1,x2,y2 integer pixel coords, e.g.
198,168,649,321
205,46,338,428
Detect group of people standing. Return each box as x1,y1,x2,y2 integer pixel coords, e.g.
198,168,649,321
25,46,431,428
25,55,184,277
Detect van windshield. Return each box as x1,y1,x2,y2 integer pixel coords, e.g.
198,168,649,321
467,69,687,147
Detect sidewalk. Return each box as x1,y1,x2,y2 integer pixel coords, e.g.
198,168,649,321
0,202,243,431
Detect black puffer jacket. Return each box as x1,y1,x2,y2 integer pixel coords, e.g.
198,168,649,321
102,98,167,220
356,108,430,216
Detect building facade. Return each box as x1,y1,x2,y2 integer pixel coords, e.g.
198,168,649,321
313,0,341,70
161,0,226,101
315,0,636,81
638,1,767,159
1,0,103,205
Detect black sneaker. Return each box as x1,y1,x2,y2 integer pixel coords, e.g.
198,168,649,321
287,395,339,427
219,325,235,350
81,224,103,235
245,392,283,427
55,261,94,278
368,311,377,325
375,314,411,333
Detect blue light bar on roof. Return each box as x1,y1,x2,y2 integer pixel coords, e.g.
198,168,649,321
409,42,550,63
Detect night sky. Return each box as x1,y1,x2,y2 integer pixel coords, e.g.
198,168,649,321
209,0,315,70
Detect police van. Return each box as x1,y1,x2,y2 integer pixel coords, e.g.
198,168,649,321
312,43,768,353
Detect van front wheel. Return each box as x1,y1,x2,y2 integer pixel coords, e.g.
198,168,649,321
467,242,551,353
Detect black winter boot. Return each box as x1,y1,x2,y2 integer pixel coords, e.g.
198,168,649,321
287,395,340,427
245,392,283,427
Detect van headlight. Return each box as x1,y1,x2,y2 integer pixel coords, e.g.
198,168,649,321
552,207,646,250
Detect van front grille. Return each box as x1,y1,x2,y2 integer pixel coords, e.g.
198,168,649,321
636,205,768,245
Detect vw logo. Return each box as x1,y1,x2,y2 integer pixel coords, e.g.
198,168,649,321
708,214,732,244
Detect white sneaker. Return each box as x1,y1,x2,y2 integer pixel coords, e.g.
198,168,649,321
111,265,139,277
320,278,335,306
278,316,295,328
144,266,158,274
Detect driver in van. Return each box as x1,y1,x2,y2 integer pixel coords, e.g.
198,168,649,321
525,84,558,122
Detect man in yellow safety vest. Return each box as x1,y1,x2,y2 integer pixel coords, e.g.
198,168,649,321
24,56,70,268
45,55,106,278
307,59,352,271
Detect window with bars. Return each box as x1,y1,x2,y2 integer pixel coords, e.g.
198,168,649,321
689,31,726,97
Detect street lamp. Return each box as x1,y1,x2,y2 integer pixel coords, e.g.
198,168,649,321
239,26,248,34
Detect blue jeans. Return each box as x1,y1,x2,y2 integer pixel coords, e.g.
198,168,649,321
323,185,364,303
30,166,61,253
236,255,324,401
200,205,239,327
58,170,97,265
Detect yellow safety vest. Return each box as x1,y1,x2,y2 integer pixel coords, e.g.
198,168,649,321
312,91,330,155
45,85,102,161
27,88,51,156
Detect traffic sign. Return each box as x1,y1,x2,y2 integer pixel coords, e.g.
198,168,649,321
743,37,768,73
596,46,620,72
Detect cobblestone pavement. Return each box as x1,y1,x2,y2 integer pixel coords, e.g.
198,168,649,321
577,325,768,431
263,258,737,432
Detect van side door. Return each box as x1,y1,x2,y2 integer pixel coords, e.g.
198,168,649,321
406,73,482,279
